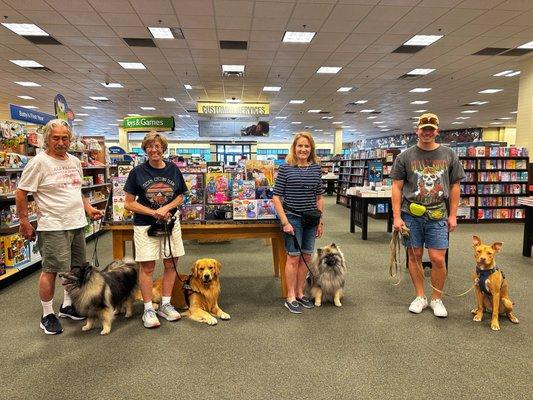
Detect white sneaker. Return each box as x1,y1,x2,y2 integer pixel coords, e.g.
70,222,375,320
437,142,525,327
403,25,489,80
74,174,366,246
142,309,161,328
157,303,181,321
408,296,428,314
430,298,448,318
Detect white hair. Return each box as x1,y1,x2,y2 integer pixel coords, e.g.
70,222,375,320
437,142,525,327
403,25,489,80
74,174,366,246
43,119,73,149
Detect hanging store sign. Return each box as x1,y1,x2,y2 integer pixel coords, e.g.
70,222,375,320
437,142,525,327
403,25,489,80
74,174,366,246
197,102,269,116
9,104,55,125
122,116,175,131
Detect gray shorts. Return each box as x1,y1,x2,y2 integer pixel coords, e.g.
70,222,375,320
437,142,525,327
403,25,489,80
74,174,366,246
37,228,87,273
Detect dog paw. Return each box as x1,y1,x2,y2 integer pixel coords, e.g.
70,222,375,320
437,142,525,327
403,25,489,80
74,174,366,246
314,301,321,307
82,324,92,331
509,315,519,324
471,307,480,315
334,301,342,307
100,329,110,335
473,315,482,322
220,312,231,320
207,317,218,325
490,323,500,331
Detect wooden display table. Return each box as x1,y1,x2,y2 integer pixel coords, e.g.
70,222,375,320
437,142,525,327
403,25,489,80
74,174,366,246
348,194,392,240
106,222,289,297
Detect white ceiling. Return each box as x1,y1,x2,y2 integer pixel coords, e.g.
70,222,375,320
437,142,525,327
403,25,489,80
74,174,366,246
0,0,532,144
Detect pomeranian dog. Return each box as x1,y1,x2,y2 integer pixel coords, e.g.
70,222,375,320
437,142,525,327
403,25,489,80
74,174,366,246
304,243,347,307
60,257,138,335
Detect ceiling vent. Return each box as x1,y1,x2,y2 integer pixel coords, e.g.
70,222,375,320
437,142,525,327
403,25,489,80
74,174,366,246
472,47,509,56
318,111,331,114
220,40,248,50
23,36,62,45
93,98,112,103
499,48,533,56
222,70,244,77
344,111,356,114
392,45,424,54
123,38,157,47
370,111,381,114
397,74,419,79
171,28,185,39
27,66,53,72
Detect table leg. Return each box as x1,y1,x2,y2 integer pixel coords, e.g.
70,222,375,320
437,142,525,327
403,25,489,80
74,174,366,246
272,236,287,298
362,199,368,240
350,198,355,233
271,238,279,277
112,231,125,259
523,207,532,257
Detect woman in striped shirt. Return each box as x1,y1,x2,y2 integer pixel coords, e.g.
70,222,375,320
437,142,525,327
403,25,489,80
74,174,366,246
273,132,324,314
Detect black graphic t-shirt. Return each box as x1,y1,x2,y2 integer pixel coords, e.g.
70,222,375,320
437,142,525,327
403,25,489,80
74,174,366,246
124,161,187,226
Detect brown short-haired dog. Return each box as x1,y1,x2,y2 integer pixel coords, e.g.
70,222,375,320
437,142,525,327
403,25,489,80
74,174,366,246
472,236,519,331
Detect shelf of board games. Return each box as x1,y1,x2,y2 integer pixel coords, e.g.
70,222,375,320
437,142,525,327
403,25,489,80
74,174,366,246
456,145,529,223
336,149,400,208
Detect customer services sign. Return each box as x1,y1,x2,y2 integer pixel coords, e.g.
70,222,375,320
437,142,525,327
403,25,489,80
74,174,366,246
197,102,269,116
122,116,175,131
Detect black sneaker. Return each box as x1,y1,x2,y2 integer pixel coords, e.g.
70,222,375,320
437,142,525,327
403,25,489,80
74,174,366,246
58,305,85,321
296,296,314,309
40,314,63,335
284,300,302,314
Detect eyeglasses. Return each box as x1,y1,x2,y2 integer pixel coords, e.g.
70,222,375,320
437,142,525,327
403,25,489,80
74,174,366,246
145,144,163,150
418,116,439,126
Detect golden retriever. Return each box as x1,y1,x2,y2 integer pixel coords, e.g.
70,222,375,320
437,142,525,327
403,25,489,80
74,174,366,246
184,258,230,325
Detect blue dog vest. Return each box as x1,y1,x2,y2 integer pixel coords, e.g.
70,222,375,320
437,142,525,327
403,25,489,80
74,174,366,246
476,266,504,295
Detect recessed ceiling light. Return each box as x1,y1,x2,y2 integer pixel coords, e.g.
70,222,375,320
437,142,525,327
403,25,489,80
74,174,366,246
409,88,432,93
317,66,342,74
77,113,89,116
15,81,41,87
148,27,174,39
23,105,38,109
163,97,176,102
354,100,368,104
321,116,333,119
407,68,435,75
128,113,141,116
118,62,146,70
184,84,192,90
510,111,517,114
337,87,352,92
461,110,478,113
451,122,464,125
456,117,470,120
414,109,427,113
360,109,375,113
10,59,44,68
404,35,443,46
493,70,513,77
178,114,190,118
367,116,377,119
291,121,302,124
289,100,305,104
2,23,49,36
73,119,83,122
140,107,155,110
226,98,241,103
263,86,281,91
18,95,35,100
490,122,502,125
332,121,343,124
100,82,123,88
282,31,316,43
373,121,385,124
410,100,428,104
308,109,321,113
517,40,533,49
479,88,503,94
90,96,108,101
222,65,245,73
468,101,489,105
275,116,287,119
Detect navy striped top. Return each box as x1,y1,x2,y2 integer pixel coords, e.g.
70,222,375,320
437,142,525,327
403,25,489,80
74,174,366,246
273,163,323,213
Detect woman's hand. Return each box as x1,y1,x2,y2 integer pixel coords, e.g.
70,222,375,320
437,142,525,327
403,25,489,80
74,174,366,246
316,223,324,238
282,223,294,235
153,205,171,221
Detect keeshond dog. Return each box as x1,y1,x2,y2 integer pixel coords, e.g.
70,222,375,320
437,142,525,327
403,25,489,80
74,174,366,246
60,257,138,335
304,243,347,307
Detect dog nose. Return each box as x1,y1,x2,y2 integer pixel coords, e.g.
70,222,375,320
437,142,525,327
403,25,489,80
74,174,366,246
203,274,210,281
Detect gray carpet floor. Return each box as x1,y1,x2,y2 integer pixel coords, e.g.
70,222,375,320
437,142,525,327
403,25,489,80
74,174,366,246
1,196,532,400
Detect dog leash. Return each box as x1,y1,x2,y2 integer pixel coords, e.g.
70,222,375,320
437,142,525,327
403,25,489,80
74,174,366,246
291,234,317,283
91,188,112,269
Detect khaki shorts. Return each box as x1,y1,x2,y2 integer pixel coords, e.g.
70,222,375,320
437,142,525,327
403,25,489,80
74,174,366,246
37,228,86,273
133,222,185,262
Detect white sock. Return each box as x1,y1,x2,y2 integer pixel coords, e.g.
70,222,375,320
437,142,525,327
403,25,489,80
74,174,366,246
161,296,171,306
62,289,72,307
144,301,154,311
41,299,54,317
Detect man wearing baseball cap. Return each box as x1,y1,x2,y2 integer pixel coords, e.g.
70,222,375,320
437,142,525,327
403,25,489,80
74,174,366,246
389,112,465,318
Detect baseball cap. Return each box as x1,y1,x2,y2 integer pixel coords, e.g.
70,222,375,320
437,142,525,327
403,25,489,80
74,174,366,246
418,113,439,129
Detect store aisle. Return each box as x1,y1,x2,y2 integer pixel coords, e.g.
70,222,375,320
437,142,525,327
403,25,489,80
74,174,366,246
1,197,531,400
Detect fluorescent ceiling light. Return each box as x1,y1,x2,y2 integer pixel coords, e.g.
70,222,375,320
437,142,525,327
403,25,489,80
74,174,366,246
118,62,146,70
468,101,488,105
479,88,503,94
381,129,390,132
372,121,385,124
108,123,119,126
222,65,245,72
314,129,323,132
282,31,316,43
497,117,512,120
90,96,108,101
77,113,89,116
308,109,321,113
407,68,435,75
490,122,502,125
461,110,478,113
510,111,517,114
456,117,470,120
128,113,141,116
451,122,464,125
100,82,123,88
493,70,513,77
2,23,48,36
317,66,342,74
367,116,377,119
321,116,333,119
332,121,343,124
82,106,98,110
409,88,432,93
116,119,123,122
414,109,427,113
377,125,388,128
289,100,305,104
354,100,367,104
184,84,192,90
404,35,443,46
506,71,520,77
263,86,281,91
73,119,83,122
226,99,241,103
178,114,190,118
410,100,428,104
15,81,40,87
141,107,155,110
275,116,287,119
291,121,301,124
360,109,375,113
148,27,173,39
18,95,35,100
163,97,176,102
341,125,351,128
23,106,38,109
10,59,44,68
517,41,533,49
337,87,352,92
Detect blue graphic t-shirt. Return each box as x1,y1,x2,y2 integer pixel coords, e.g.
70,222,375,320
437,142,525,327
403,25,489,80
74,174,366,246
124,161,187,226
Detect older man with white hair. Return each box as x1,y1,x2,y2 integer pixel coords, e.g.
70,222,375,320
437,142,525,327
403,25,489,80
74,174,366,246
15,119,103,335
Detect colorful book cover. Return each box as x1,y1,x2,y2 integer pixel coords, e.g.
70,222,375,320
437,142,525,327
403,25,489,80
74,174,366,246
255,186,274,199
257,199,277,219
245,160,274,187
112,176,127,197
206,173,230,204
181,205,204,223
183,173,204,205
205,204,233,221
232,180,256,200
4,233,30,268
233,199,257,220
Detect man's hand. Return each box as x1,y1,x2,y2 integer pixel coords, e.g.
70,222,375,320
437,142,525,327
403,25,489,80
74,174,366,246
153,205,171,221
87,207,104,220
19,220,36,241
448,215,457,232
393,217,406,232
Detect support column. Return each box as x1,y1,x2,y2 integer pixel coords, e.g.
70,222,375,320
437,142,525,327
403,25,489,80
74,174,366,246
516,56,533,156
334,127,343,155
118,127,128,151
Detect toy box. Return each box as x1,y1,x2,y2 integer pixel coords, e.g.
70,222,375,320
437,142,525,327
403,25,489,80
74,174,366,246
3,233,30,268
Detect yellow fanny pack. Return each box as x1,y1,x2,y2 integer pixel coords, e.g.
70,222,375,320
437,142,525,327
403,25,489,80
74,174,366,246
408,202,446,220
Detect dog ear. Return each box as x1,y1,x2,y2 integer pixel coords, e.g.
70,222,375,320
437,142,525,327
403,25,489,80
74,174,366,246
492,242,503,252
191,260,200,277
317,248,322,257
330,243,337,248
472,235,481,247
215,260,222,273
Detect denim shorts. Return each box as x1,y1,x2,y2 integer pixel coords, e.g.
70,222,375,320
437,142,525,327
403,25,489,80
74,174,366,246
283,212,316,256
402,212,449,250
